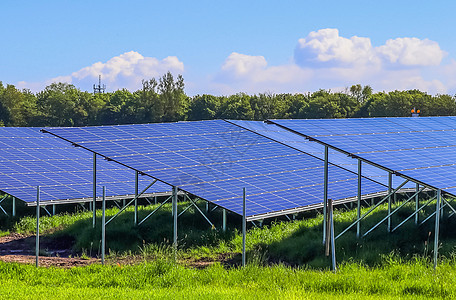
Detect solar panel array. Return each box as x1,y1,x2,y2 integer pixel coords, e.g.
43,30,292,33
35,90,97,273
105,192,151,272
44,120,387,219
270,117,456,196
227,120,415,189
0,127,170,205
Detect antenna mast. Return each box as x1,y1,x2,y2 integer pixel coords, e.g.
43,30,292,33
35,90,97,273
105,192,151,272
93,75,106,94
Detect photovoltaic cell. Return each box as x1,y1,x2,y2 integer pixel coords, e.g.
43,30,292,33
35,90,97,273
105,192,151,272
44,120,388,219
270,117,456,196
0,127,170,204
227,120,415,189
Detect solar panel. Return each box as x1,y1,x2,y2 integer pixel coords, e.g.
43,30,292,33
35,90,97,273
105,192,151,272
0,127,170,205
44,120,388,219
270,117,456,196
227,120,416,189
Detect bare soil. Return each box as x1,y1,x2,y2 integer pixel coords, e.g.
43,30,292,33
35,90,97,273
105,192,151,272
0,233,98,268
0,233,238,268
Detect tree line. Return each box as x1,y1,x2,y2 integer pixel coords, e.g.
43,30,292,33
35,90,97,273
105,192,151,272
1,72,456,127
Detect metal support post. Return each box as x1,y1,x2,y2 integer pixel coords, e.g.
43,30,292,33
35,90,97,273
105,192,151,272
434,189,441,269
0,195,8,216
173,186,178,250
242,187,246,267
329,199,336,272
357,160,362,238
388,172,392,232
36,186,40,267
92,153,97,228
101,186,106,265
323,146,329,245
222,209,227,232
206,202,209,213
135,171,139,225
439,190,444,219
52,204,56,216
415,183,419,225
12,197,16,217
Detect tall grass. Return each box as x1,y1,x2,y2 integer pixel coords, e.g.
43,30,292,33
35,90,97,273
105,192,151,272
0,257,455,299
7,197,456,268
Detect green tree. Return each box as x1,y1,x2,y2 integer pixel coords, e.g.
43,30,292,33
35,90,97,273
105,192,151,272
36,82,84,126
188,94,221,120
139,78,162,123
97,89,134,125
249,92,289,120
158,72,187,122
218,93,254,120
0,83,38,126
349,84,372,104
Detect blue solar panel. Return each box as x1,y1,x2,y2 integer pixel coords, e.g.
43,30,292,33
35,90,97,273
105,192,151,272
45,120,388,219
270,117,456,196
228,120,414,189
0,127,170,204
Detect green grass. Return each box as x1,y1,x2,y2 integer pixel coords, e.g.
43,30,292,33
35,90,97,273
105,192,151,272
0,258,454,299
9,197,456,268
1,196,456,298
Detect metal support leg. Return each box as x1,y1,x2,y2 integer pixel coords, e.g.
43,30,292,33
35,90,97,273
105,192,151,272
388,173,392,232
101,186,106,265
357,160,362,238
0,195,8,216
415,183,419,225
36,186,40,268
93,153,97,228
222,209,227,232
173,186,178,251
135,171,139,225
52,204,56,216
242,187,246,267
323,146,329,244
12,197,16,217
329,199,336,272
434,189,441,269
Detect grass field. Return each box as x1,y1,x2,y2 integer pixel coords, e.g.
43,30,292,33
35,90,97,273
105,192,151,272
0,257,455,299
0,195,455,298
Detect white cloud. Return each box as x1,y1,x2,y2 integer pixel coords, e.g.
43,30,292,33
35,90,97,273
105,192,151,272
294,28,446,69
14,30,456,96
63,51,184,91
377,38,445,66
18,51,185,92
209,29,451,95
212,52,313,94
295,28,377,67
221,52,267,77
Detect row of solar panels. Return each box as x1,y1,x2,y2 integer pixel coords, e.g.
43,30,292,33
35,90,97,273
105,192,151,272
2,117,454,220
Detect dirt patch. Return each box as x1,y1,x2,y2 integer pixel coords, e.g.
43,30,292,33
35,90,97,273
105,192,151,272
0,254,98,268
0,233,98,268
0,234,239,269
184,252,238,269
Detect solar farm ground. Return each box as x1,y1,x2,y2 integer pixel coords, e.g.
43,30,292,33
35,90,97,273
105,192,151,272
0,196,455,298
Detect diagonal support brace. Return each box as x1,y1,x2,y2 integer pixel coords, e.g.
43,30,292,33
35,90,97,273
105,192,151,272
137,195,172,226
106,179,157,226
335,178,409,240
362,186,426,238
184,195,215,229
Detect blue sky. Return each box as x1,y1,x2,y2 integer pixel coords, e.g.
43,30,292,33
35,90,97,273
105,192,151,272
2,0,456,95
